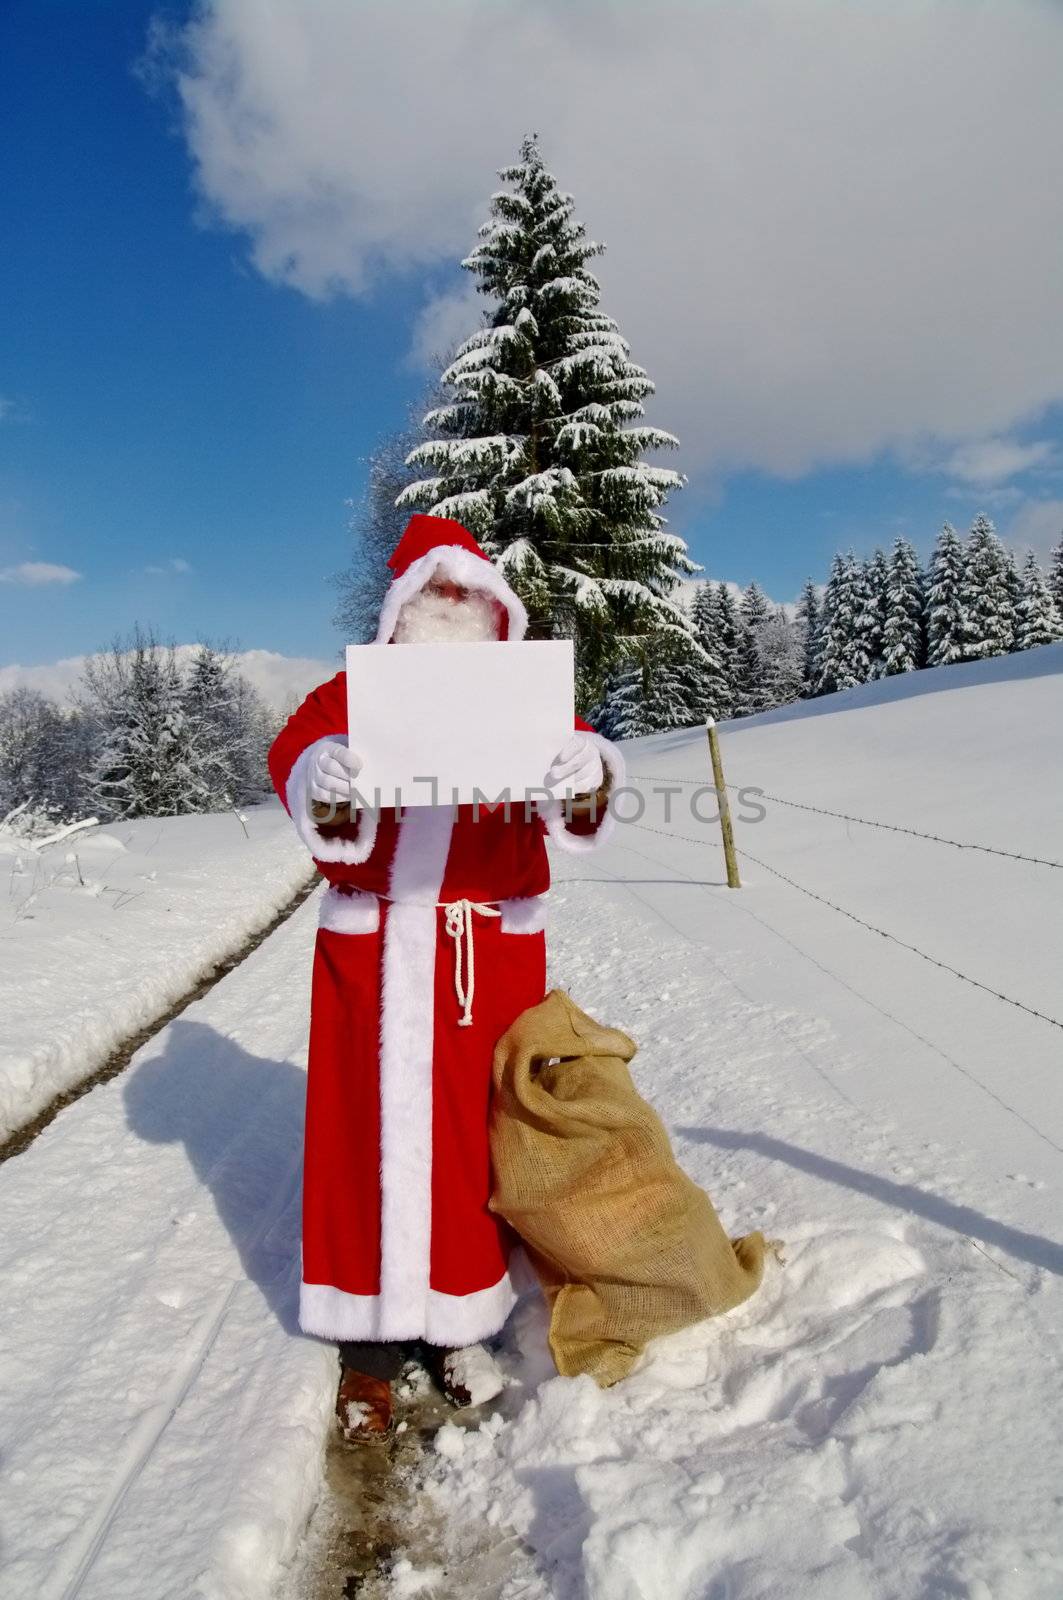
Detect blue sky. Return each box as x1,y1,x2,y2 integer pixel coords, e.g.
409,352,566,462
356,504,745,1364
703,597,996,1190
3,1,1062,676
1,1,421,667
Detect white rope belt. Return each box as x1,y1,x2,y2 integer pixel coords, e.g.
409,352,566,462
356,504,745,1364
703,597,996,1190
442,899,501,1027
334,888,505,1026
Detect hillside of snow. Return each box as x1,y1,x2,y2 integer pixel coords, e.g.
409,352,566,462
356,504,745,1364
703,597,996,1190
0,644,1059,1599
398,642,1063,1599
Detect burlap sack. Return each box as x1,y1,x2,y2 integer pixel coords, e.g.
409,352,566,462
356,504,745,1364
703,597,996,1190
489,989,766,1386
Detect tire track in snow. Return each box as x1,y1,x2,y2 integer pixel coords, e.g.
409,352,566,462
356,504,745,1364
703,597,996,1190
44,1156,305,1600
1,878,325,1600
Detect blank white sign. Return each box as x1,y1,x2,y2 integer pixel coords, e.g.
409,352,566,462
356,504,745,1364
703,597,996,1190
345,639,575,807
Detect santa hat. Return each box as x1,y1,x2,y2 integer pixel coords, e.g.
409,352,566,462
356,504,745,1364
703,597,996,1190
376,512,528,644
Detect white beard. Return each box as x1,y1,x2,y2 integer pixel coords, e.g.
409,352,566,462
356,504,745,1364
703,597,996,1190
392,586,501,644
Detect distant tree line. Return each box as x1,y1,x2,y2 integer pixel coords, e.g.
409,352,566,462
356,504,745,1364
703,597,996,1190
0,630,278,834
595,518,1063,738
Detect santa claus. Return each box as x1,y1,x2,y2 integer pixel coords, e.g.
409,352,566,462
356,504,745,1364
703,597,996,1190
267,512,624,1442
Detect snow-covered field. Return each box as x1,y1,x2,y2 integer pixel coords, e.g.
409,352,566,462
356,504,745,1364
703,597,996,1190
411,645,1063,1600
1,645,1060,1600
0,801,313,1141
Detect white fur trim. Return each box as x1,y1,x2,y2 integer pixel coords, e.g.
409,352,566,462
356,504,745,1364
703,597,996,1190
540,732,625,854
298,782,540,1343
285,734,379,865
498,894,548,935
375,805,455,1337
376,544,528,645
319,885,380,935
299,1271,518,1346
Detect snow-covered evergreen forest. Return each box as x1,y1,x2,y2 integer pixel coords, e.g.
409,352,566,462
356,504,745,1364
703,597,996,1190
595,515,1063,740
11,140,1060,824
334,138,1063,739
0,631,277,837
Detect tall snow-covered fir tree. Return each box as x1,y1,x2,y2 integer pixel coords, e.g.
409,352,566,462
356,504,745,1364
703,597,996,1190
399,136,696,709
713,584,741,702
846,560,874,686
596,639,703,737
796,579,821,696
813,554,846,695
1048,531,1063,619
815,553,867,694
733,581,775,713
740,581,771,635
82,631,208,820
960,515,1015,661
184,644,271,808
1016,551,1063,650
597,658,645,740
184,644,240,809
689,584,732,720
732,622,771,717
1003,547,1022,651
925,522,967,667
861,549,890,679
880,537,925,676
646,643,708,732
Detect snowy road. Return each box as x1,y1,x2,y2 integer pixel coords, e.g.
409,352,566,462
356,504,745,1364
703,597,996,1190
0,894,333,1600
2,647,1062,1599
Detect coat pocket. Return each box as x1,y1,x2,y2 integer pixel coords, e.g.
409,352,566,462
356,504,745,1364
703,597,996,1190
318,885,381,935
498,895,547,936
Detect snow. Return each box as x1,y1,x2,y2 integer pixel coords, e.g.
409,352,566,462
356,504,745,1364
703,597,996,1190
0,799,312,1140
2,644,1061,1599
407,436,520,471
405,642,1063,1598
445,1343,507,1408
0,891,334,1600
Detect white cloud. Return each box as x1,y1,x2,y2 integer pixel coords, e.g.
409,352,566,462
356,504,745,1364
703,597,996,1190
944,482,1024,510
0,646,335,712
154,0,1063,480
228,647,338,710
0,396,17,423
0,655,90,702
406,283,483,371
677,575,796,618
941,437,1056,489
144,556,194,576
1007,498,1063,563
0,562,82,586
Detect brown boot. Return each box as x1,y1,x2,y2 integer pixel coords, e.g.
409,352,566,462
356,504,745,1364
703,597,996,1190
336,1365,394,1445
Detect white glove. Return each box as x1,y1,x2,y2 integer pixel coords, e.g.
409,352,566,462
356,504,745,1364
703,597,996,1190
545,735,604,798
309,740,364,808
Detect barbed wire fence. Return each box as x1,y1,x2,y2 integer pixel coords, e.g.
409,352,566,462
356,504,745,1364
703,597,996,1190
619,775,1063,1035
628,775,1063,871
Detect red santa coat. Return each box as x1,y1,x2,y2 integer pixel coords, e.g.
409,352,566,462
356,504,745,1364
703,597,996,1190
268,515,624,1348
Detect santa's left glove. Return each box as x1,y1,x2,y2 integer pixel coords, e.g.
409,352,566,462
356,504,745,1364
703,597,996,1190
545,735,604,798
309,740,364,812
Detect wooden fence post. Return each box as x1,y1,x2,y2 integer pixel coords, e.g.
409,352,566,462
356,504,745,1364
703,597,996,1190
705,718,741,888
